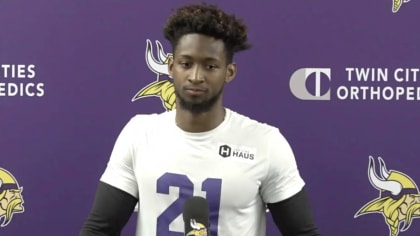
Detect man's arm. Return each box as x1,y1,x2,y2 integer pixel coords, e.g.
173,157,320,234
267,187,321,236
80,182,138,236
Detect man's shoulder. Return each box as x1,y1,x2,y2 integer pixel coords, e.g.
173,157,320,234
125,110,174,130
227,108,279,134
130,110,173,122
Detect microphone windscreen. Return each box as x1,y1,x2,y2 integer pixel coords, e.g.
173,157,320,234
182,196,210,236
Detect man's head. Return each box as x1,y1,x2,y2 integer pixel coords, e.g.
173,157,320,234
163,3,251,64
163,3,251,113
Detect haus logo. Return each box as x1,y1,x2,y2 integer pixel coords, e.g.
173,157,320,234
290,67,420,101
218,144,255,161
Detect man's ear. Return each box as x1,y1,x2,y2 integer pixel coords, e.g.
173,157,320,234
168,56,174,78
225,63,237,83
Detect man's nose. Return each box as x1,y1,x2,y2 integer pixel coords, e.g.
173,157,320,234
188,66,204,83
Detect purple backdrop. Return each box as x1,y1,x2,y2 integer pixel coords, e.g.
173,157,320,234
1,0,419,235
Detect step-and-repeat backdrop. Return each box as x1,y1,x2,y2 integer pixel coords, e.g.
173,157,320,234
1,0,419,235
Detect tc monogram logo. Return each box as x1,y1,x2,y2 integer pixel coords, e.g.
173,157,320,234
289,68,331,100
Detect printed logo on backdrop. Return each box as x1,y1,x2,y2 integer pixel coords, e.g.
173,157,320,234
354,156,420,236
0,168,24,227
0,64,44,97
132,39,175,111
290,67,420,101
392,0,412,13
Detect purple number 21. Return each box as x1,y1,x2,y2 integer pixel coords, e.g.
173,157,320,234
156,172,222,236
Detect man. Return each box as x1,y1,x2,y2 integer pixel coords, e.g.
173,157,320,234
80,3,321,236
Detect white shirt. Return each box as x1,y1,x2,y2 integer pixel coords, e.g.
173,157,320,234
101,108,305,236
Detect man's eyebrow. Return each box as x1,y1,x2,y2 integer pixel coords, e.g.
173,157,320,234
204,57,221,62
176,55,221,62
177,54,192,59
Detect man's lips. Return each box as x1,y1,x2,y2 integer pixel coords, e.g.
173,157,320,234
184,86,206,91
184,87,207,95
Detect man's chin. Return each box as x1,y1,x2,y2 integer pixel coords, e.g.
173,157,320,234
178,98,208,110
181,94,206,103
176,89,221,114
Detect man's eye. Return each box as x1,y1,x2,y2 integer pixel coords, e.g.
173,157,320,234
180,62,190,67
207,64,217,69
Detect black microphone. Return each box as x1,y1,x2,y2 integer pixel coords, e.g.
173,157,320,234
182,196,211,236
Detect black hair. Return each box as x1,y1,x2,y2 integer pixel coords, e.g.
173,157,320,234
163,3,252,63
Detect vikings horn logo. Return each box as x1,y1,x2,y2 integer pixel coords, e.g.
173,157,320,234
186,219,208,236
0,168,24,227
132,39,176,111
355,156,420,236
392,0,411,13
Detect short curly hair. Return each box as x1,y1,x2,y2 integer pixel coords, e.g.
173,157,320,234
163,3,252,63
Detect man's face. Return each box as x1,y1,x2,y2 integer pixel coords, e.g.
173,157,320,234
169,33,236,113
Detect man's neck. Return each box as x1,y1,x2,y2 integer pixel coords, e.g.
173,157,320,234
175,105,226,133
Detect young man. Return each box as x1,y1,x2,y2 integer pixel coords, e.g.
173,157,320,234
80,3,320,236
